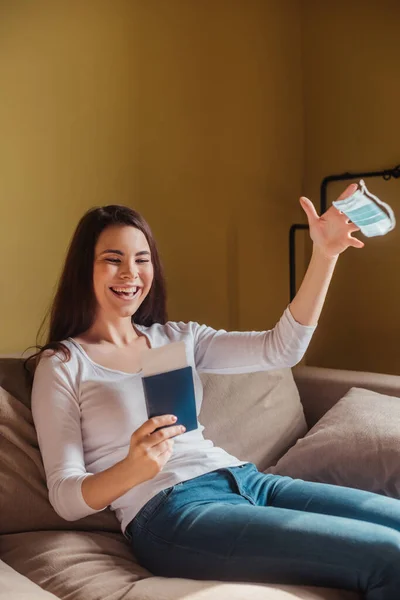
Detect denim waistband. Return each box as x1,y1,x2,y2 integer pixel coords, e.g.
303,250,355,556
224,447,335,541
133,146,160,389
125,463,254,539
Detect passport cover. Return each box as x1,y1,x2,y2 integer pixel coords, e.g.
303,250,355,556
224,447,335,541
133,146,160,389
142,365,198,433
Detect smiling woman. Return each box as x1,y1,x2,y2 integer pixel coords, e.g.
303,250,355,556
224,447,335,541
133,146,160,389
25,205,167,366
91,226,154,334
24,197,400,598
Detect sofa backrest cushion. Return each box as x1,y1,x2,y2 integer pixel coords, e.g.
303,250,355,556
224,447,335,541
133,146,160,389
0,357,121,535
199,368,307,473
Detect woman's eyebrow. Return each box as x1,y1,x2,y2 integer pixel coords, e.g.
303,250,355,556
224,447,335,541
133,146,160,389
100,249,150,256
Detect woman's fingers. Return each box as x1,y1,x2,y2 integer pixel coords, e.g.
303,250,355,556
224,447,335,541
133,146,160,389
299,196,319,222
139,415,177,436
150,425,186,446
348,236,365,249
348,222,361,233
337,183,358,201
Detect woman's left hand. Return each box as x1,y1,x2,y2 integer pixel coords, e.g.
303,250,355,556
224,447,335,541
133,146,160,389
300,183,365,259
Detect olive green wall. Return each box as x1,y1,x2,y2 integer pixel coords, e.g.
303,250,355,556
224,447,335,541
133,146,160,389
0,0,305,354
302,0,400,374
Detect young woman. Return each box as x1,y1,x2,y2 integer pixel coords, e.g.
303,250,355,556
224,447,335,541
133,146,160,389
29,185,400,599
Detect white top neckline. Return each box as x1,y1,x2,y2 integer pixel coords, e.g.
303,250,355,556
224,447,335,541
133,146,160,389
66,323,152,376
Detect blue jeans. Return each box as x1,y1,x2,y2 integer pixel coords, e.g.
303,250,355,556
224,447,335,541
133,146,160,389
126,463,400,599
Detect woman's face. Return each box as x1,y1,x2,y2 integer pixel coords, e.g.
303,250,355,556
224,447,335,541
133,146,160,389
93,225,154,319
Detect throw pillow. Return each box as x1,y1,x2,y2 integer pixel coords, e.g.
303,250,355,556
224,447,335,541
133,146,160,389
266,387,400,497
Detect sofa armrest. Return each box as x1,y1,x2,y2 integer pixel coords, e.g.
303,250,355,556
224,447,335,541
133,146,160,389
0,560,58,599
292,365,400,429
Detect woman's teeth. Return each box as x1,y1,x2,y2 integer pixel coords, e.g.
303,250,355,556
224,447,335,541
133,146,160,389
110,286,140,299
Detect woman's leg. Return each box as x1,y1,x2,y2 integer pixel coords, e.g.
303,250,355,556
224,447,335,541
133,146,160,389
129,468,400,599
232,464,400,533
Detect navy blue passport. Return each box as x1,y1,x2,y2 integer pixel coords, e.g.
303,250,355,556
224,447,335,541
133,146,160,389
142,365,198,433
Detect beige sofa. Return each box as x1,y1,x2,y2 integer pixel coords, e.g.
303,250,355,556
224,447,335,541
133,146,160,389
2,354,400,600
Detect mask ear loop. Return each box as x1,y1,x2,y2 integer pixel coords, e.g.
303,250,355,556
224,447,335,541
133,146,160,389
359,179,396,231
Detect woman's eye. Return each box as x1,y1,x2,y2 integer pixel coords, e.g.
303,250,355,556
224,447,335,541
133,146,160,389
106,258,149,264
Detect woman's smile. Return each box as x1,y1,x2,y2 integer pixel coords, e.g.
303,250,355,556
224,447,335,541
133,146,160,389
109,285,142,301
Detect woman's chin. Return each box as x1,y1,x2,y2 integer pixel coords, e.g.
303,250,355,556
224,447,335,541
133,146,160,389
119,301,142,316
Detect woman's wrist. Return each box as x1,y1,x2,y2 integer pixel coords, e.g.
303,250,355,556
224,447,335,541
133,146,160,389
311,243,340,263
119,456,144,488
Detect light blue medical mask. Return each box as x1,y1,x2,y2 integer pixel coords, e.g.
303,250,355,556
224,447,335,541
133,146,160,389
332,179,396,237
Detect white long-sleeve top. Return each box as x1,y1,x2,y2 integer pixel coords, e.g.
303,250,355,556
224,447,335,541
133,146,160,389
31,305,316,538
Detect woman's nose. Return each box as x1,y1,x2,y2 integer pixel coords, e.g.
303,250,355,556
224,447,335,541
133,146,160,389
122,262,139,279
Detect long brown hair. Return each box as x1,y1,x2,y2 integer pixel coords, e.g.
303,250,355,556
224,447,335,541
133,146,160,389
24,205,167,375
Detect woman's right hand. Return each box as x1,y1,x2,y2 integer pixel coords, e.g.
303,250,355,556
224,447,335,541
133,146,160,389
126,415,186,482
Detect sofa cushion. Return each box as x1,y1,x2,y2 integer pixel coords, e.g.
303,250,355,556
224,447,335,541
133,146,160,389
0,531,149,599
199,369,307,472
132,577,358,600
0,558,58,599
0,357,33,411
0,531,358,600
0,360,121,535
266,387,400,496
